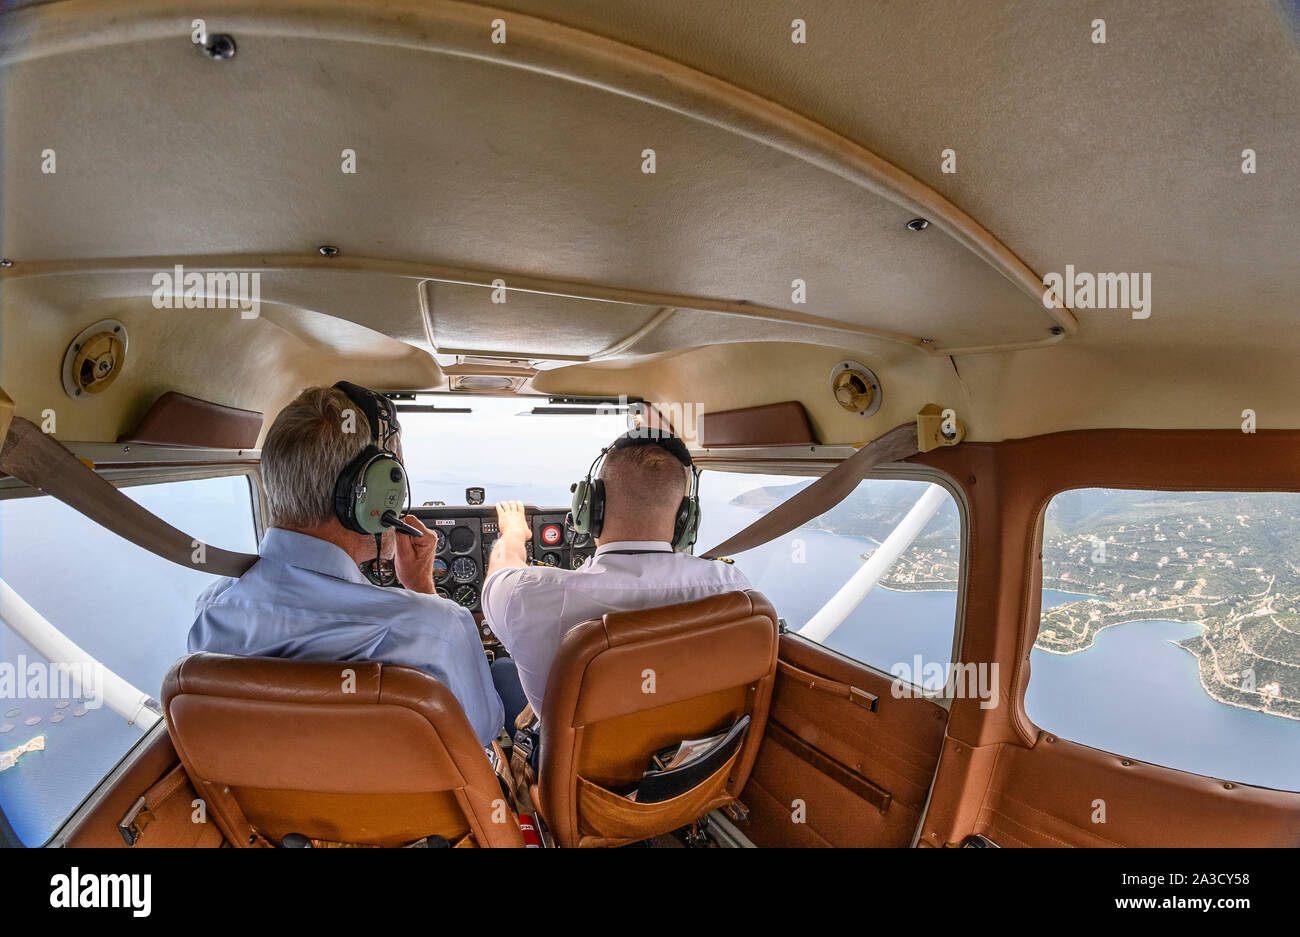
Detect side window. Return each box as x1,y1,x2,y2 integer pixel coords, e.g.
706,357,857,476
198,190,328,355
1028,488,1300,791
696,470,963,690
0,473,259,845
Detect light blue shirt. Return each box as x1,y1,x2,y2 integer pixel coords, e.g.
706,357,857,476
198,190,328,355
189,528,503,745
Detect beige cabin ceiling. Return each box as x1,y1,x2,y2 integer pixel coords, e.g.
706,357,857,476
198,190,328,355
1,0,1298,443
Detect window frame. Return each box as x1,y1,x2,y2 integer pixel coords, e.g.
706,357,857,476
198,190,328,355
0,457,264,846
696,455,969,707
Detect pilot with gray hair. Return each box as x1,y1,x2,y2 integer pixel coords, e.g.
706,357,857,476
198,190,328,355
188,382,503,745
482,431,752,725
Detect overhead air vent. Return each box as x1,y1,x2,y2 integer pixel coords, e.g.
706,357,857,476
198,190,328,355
830,360,882,417
61,319,128,400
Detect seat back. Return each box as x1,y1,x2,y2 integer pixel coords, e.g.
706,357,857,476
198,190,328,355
537,589,779,847
161,653,521,847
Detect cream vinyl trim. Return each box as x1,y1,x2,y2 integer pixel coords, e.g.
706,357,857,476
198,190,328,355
0,0,1075,355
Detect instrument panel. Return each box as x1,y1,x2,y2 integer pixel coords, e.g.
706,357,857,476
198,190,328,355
407,504,595,644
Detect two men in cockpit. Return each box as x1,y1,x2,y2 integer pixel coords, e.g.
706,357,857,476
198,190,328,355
187,383,750,740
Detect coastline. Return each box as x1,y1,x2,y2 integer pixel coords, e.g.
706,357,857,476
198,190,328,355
878,578,1299,722
876,581,956,594
1035,609,1300,722
1033,612,1200,656
1172,635,1300,723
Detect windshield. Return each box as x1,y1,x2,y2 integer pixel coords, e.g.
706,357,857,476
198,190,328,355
396,396,631,507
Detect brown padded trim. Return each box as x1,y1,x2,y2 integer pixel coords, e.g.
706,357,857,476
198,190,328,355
737,634,946,847
929,737,1300,849
913,429,1300,846
764,720,892,813
700,401,815,448
119,391,263,449
63,729,226,848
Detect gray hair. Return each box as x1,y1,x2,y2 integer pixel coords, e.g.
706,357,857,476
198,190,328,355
262,386,370,528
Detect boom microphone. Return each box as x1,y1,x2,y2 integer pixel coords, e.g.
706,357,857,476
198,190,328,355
381,510,424,537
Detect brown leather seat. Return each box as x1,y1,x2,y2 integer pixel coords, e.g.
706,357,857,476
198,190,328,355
161,653,522,847
536,589,779,848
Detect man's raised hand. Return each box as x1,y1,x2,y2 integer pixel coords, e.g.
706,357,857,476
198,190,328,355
394,513,437,594
496,500,532,543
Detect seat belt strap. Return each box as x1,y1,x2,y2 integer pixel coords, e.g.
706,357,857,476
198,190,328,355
700,422,920,559
0,416,259,579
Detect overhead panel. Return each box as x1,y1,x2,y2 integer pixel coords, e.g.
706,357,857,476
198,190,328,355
0,1,1067,357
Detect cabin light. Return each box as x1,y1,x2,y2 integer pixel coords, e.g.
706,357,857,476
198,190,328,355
906,218,930,231
0,259,12,268
318,245,340,257
454,375,516,391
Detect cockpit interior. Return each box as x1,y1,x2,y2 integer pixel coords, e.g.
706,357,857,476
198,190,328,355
0,0,1297,906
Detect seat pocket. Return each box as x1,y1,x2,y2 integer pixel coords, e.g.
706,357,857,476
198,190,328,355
575,747,741,842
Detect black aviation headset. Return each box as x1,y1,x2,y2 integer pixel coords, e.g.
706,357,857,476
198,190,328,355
330,381,422,545
568,432,701,552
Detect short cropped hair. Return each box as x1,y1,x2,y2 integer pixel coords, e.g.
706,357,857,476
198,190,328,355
599,443,689,524
261,386,370,528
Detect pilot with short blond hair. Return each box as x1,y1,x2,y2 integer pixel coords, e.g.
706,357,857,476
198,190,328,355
482,432,752,722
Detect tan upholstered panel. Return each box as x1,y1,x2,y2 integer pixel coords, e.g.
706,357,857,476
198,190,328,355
162,653,523,847
538,590,779,847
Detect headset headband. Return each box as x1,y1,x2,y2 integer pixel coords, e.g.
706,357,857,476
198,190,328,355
607,431,693,470
333,381,400,450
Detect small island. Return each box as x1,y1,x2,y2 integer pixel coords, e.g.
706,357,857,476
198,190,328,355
0,734,45,773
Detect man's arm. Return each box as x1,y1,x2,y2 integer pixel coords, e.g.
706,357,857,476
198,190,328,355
486,501,531,579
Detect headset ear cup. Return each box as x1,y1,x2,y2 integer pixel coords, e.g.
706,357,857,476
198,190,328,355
673,496,700,552
570,480,590,533
335,445,376,534
334,446,406,535
589,478,605,538
570,478,605,537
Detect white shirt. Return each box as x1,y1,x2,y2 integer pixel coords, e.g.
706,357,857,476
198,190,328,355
481,541,754,715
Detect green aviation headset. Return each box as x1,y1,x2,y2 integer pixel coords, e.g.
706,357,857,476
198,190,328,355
330,381,421,540
568,432,701,552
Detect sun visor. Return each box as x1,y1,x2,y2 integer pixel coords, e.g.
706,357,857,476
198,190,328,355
700,401,816,448
118,392,263,450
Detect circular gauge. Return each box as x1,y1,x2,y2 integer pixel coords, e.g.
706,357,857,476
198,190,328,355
359,558,399,587
540,523,563,546
451,556,478,583
449,526,475,553
433,529,448,554
436,586,451,599
432,557,449,582
541,551,561,567
480,623,494,641
566,528,591,548
570,552,591,570
453,584,479,608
